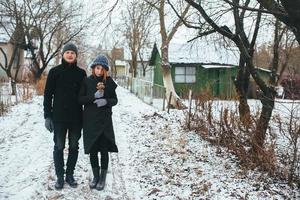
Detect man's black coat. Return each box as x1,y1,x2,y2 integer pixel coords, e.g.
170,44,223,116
43,59,87,122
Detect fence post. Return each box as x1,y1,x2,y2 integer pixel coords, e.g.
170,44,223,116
188,89,193,129
150,83,153,105
167,91,172,114
162,87,166,111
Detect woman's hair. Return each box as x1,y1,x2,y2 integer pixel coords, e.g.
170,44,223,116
92,67,108,82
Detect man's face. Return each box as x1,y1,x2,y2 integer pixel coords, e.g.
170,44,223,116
63,50,76,63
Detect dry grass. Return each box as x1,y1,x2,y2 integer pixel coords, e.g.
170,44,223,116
0,82,11,116
18,82,34,102
273,103,300,185
184,94,280,180
35,74,46,95
0,99,10,116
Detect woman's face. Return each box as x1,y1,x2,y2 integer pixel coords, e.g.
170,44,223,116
94,65,105,76
63,50,77,63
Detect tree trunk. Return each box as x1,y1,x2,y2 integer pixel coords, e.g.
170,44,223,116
271,19,280,85
234,57,251,124
160,44,186,109
10,79,17,96
252,90,275,154
131,53,138,78
142,68,146,77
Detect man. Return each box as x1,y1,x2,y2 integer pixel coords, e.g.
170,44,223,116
43,42,86,190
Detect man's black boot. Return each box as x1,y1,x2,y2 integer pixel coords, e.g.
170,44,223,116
89,168,100,189
65,174,78,188
55,176,64,190
96,169,107,191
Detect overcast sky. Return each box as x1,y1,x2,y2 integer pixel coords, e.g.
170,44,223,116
78,0,276,60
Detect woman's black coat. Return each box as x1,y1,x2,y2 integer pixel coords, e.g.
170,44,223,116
78,75,118,154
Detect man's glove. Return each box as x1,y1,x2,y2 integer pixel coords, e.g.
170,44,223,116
45,118,54,132
94,90,104,99
93,99,107,107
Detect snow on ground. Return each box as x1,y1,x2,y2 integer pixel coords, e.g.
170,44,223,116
0,86,299,199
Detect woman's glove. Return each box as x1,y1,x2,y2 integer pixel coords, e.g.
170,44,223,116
93,99,107,107
94,90,104,98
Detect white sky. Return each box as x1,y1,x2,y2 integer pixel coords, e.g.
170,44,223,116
78,0,279,65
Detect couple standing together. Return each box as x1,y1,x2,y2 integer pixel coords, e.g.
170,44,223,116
43,42,118,190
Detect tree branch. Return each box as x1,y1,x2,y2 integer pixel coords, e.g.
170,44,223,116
144,0,160,10
168,3,190,42
167,0,201,29
223,0,287,17
184,0,236,40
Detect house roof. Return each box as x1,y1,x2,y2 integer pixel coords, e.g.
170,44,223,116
202,64,235,69
115,59,126,66
149,42,239,66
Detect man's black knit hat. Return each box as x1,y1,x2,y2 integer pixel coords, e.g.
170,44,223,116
62,42,78,55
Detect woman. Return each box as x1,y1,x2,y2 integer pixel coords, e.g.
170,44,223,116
78,55,118,191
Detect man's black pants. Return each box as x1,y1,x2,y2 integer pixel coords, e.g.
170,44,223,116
53,122,81,178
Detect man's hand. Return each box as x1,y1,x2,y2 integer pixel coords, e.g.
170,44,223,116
45,118,54,132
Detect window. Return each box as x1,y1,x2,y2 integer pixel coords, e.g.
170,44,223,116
175,66,196,83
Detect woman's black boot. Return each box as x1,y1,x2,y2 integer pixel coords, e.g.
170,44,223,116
89,168,100,189
96,169,107,191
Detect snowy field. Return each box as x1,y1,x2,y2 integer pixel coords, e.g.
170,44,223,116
0,86,299,199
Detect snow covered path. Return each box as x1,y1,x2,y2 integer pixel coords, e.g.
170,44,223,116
0,87,153,200
0,96,52,199
0,87,299,200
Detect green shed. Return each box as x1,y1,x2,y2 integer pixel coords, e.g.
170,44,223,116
149,43,239,99
149,42,271,99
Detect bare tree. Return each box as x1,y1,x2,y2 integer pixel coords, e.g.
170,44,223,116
0,2,26,95
1,0,95,81
256,0,300,44
24,0,91,80
222,0,300,45
254,26,298,88
175,0,280,159
274,100,300,185
138,50,153,78
123,0,154,78
275,29,298,86
145,0,190,109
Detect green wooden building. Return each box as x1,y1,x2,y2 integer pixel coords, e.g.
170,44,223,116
149,43,271,99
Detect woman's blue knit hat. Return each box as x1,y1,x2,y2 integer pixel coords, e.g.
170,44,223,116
90,55,109,71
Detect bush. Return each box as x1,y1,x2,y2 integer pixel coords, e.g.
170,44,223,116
184,94,278,176
35,74,46,96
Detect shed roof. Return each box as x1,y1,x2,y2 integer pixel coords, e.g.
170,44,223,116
169,42,239,65
150,42,239,66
